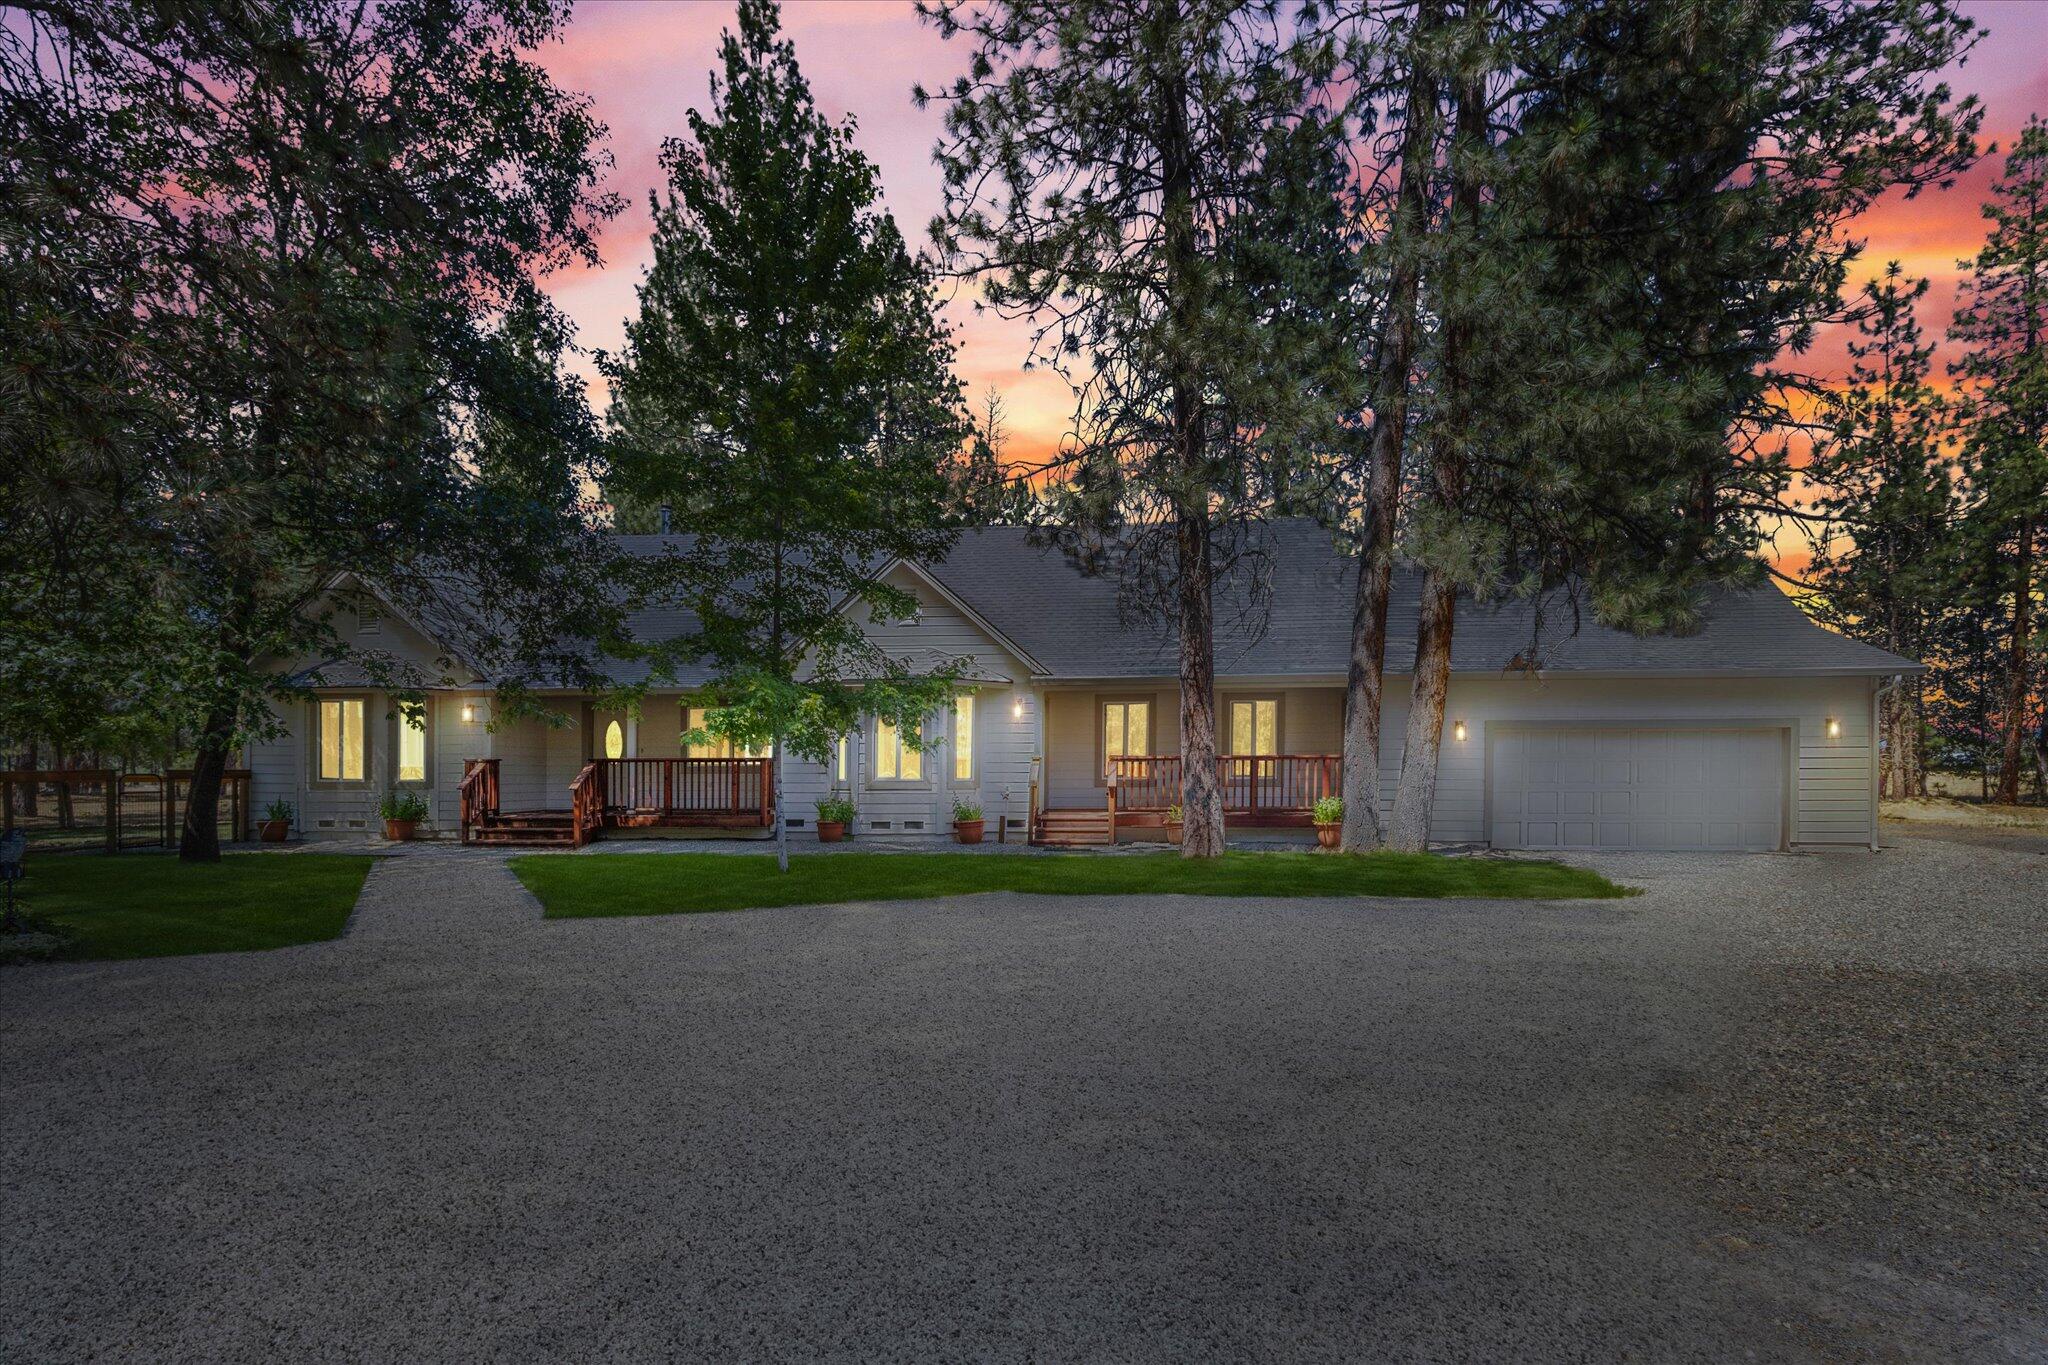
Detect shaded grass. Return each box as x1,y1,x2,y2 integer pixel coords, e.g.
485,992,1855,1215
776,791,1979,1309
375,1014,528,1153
10,853,373,961
512,850,1633,919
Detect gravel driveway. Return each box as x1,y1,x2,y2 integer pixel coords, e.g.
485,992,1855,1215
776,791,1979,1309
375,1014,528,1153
2,830,2041,1362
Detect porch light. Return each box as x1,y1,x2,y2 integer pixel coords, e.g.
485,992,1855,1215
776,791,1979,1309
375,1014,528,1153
462,702,484,724
1012,697,1024,720
1826,717,1840,739
1453,720,1468,742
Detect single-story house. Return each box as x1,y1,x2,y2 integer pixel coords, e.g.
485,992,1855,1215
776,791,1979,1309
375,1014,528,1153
247,520,1920,852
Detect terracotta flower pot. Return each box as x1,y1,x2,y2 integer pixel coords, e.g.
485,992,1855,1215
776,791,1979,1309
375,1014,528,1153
816,820,846,843
1315,821,1340,849
259,819,290,843
1163,821,1183,845
954,819,985,845
382,818,419,842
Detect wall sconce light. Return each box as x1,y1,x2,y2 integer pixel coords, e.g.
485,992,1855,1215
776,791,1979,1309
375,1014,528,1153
1826,717,1841,739
1453,720,1468,742
1012,697,1025,720
462,702,482,724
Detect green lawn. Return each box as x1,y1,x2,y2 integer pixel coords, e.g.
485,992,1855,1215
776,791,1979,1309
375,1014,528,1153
10,853,373,961
512,850,1633,919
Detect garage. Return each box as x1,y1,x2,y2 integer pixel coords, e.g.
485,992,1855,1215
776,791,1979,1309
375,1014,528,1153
1489,726,1787,851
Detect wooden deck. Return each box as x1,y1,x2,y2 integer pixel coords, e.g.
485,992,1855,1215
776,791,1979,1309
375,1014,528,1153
1032,754,1340,845
462,757,775,848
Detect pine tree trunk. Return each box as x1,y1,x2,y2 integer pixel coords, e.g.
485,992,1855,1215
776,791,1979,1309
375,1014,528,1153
1995,518,2032,804
1177,510,1226,858
179,707,236,863
1388,576,1456,852
1385,21,1480,855
54,745,74,829
1340,1,1439,854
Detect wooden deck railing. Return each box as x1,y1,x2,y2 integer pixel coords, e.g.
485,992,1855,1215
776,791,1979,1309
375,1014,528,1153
1107,754,1340,830
591,757,772,825
459,758,501,845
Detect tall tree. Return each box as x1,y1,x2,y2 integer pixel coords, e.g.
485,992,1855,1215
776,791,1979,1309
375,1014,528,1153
0,0,627,861
1807,264,1954,798
1338,0,1442,852
1949,119,2048,805
1349,0,1979,849
604,0,970,872
921,0,1371,858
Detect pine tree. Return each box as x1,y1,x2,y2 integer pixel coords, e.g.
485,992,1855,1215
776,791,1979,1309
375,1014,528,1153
1949,119,2048,805
1808,264,1954,798
920,0,1372,858
604,0,970,872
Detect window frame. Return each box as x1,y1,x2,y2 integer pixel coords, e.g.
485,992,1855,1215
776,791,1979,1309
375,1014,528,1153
1097,695,1157,786
311,695,369,786
950,692,977,785
872,715,927,786
394,701,430,786
1223,694,1284,778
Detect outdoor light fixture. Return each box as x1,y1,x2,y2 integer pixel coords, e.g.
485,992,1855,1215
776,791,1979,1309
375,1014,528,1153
1453,720,1468,742
1826,717,1841,739
1012,697,1024,720
462,702,480,724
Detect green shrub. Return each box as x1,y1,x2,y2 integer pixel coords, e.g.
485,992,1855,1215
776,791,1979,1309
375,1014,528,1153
815,795,856,825
264,799,295,823
952,800,984,823
1165,803,1183,823
379,790,430,823
1312,795,1343,825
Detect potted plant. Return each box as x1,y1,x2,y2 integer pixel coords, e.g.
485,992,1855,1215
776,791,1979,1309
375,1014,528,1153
952,799,986,844
815,795,855,843
380,790,430,842
1162,802,1183,845
1312,795,1343,849
259,799,294,843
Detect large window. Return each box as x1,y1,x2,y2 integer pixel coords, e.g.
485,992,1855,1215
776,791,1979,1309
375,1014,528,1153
952,694,975,782
604,720,625,759
684,706,769,759
875,717,922,781
835,734,849,783
1228,697,1280,777
397,707,427,783
317,698,365,782
1101,698,1152,777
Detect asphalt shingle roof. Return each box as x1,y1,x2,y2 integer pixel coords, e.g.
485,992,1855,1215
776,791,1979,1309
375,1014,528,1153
921,521,1923,679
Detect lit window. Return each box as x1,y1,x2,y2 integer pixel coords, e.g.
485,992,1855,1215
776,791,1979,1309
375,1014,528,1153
1103,699,1151,773
836,734,848,782
685,706,769,759
398,708,426,782
953,694,974,782
317,698,365,781
604,720,624,759
1229,698,1280,777
876,718,922,781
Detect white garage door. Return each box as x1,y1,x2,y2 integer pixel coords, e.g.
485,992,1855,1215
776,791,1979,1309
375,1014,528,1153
1490,727,1785,851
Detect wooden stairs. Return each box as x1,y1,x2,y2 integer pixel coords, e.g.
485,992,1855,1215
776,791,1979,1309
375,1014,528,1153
468,810,579,849
1033,807,1112,847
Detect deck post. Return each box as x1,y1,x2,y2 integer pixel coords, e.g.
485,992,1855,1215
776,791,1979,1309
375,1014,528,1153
1106,765,1117,844
759,758,770,827
105,771,118,853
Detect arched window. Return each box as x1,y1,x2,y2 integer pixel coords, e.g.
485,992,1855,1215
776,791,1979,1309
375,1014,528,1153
604,720,624,759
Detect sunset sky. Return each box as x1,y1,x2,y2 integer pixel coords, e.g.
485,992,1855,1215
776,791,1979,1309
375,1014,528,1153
536,0,2048,568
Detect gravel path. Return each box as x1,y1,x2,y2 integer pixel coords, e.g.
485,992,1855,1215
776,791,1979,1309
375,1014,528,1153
1,832,2040,1361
